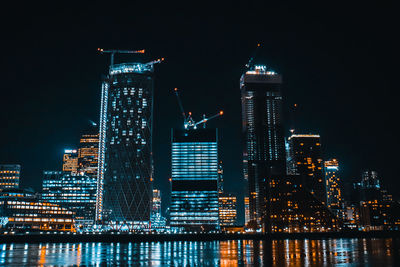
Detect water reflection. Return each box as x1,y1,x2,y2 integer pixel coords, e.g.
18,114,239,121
0,238,398,266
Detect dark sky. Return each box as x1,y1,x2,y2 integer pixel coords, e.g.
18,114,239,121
1,2,398,223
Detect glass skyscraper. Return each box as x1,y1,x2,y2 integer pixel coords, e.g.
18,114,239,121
42,171,97,224
170,129,219,230
96,63,154,225
240,65,286,229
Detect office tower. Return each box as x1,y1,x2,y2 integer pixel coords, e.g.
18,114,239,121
244,197,250,226
287,134,326,205
324,159,343,218
361,170,380,189
218,193,237,227
62,149,78,173
78,126,99,177
0,189,75,232
96,62,157,225
151,189,166,229
0,164,21,190
240,65,286,228
42,171,97,224
152,189,161,216
170,129,219,230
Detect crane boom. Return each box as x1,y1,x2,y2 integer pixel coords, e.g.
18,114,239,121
97,48,145,66
245,43,261,69
173,88,223,129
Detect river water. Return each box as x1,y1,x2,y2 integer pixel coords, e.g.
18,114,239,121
1,238,399,266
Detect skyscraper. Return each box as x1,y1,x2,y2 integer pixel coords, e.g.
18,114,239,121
287,134,326,205
77,126,99,177
324,159,343,218
170,129,219,230
96,62,156,225
218,193,237,227
240,65,286,228
0,164,21,190
62,149,78,173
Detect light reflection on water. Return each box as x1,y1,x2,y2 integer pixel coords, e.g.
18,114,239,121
0,238,398,266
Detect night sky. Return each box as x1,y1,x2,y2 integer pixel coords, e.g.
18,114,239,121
1,2,398,223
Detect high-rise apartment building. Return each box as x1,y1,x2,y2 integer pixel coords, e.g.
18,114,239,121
287,134,326,205
324,159,343,217
42,171,97,224
170,129,219,230
96,62,157,225
62,149,78,173
0,164,21,190
241,65,286,228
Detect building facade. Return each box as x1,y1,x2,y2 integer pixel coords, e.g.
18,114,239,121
0,189,75,232
96,63,155,224
78,127,99,177
62,149,78,173
241,65,286,229
324,159,343,217
170,129,219,230
218,193,237,227
287,134,326,205
0,164,21,190
42,171,97,224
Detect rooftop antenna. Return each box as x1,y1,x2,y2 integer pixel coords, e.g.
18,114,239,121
173,88,223,130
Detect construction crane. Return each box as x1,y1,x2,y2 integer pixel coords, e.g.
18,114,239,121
173,88,223,129
245,43,261,69
97,48,145,66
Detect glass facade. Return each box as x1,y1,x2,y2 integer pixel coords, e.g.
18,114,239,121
0,189,75,232
42,171,97,224
96,63,153,224
0,164,21,190
240,66,286,228
170,129,219,230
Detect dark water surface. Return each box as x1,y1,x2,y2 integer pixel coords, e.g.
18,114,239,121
1,238,399,266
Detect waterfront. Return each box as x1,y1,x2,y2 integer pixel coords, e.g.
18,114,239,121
1,238,399,266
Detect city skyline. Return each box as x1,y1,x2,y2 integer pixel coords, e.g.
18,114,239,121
1,4,398,226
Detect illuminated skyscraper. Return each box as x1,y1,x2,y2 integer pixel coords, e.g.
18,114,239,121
244,197,250,226
218,193,237,227
0,164,21,190
324,159,343,218
287,134,326,205
77,126,99,177
241,65,286,228
170,129,219,230
62,149,78,173
42,171,97,224
96,62,157,225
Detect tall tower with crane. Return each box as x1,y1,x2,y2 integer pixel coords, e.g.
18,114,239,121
96,48,163,228
169,88,223,231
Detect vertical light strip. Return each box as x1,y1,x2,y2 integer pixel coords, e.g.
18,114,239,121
95,81,109,221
